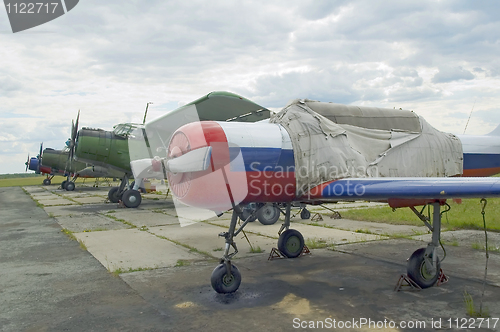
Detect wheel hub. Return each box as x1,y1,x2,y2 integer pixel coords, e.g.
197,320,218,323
286,236,301,253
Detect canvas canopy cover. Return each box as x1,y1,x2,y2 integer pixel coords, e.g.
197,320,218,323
270,99,463,197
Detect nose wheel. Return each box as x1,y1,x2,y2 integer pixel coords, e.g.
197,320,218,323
211,263,242,294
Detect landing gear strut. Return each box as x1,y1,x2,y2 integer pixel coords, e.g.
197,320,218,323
406,201,446,288
210,202,305,293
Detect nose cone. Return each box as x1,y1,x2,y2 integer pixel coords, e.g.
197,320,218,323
166,121,248,212
28,157,40,173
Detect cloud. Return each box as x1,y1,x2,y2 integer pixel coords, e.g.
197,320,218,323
431,66,475,83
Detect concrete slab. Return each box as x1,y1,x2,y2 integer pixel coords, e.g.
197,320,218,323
208,219,386,245
35,198,78,206
74,228,204,272
149,223,278,258
71,196,108,204
21,186,47,193
55,214,129,232
43,203,118,217
108,210,180,227
412,229,500,249
299,217,428,236
30,193,60,200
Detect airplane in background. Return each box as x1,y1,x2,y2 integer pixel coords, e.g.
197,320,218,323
25,142,123,187
71,92,271,208
130,93,500,294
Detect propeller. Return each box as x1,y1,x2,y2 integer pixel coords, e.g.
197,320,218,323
25,154,30,172
69,110,80,160
65,110,80,173
38,142,43,171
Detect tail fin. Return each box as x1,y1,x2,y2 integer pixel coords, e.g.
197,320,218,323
487,124,500,136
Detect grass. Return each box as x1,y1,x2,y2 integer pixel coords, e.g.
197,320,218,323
61,228,87,250
305,238,330,249
112,266,157,276
471,242,500,253
249,246,264,253
463,289,489,317
175,260,190,267
104,213,137,228
340,198,500,231
0,175,88,188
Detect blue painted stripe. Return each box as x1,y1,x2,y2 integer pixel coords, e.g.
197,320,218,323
463,153,500,170
228,147,295,172
319,177,500,200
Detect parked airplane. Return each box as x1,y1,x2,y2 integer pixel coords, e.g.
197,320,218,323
25,142,123,187
130,94,500,294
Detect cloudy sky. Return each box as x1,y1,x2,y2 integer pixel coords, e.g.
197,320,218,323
1,0,500,174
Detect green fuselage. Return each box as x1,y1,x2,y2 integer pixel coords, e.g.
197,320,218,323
42,148,88,174
74,127,132,174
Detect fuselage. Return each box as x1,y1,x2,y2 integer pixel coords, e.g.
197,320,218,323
457,134,500,177
75,128,131,174
165,120,500,211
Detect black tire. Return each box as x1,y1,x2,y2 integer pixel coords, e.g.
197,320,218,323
108,187,121,203
278,229,305,258
300,208,311,220
210,263,241,294
43,179,51,185
65,182,75,191
122,189,142,208
407,248,440,288
257,204,280,225
240,209,257,222
61,180,67,189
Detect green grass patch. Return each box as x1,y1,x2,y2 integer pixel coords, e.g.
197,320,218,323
249,246,264,253
112,266,157,276
175,260,190,267
104,214,137,228
305,238,330,249
0,175,89,188
464,289,490,317
61,228,87,250
341,198,500,231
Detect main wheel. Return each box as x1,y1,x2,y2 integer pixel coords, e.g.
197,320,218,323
300,208,311,220
122,189,142,208
61,180,67,189
211,263,241,294
257,204,280,225
407,248,440,288
108,187,121,203
65,182,75,191
278,229,305,258
43,179,51,185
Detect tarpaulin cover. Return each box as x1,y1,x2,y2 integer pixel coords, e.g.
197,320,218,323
270,99,463,197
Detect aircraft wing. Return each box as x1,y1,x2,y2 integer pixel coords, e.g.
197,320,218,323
131,91,270,161
308,177,500,205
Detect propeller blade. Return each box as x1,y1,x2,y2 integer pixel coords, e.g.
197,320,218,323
25,154,30,171
166,146,212,173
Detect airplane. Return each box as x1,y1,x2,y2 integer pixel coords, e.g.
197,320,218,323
71,92,270,208
25,142,123,187
129,94,500,294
